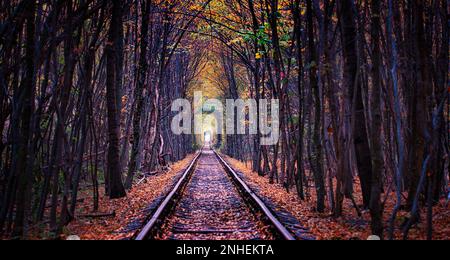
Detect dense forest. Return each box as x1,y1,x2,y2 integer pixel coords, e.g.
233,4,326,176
0,0,448,240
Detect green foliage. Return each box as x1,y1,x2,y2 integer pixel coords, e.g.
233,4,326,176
240,22,271,48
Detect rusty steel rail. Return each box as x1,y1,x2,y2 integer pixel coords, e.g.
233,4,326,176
213,150,296,241
135,150,202,240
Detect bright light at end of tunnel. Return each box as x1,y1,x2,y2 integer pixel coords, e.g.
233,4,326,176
204,132,211,143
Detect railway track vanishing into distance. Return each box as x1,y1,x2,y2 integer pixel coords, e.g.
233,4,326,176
135,148,297,241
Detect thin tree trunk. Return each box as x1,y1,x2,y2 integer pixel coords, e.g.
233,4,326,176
126,0,152,189
369,0,384,238
335,0,358,216
292,0,305,200
307,0,325,213
105,0,126,199
11,0,36,237
386,0,406,240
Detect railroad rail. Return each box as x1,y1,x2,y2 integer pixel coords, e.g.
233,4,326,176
135,148,295,240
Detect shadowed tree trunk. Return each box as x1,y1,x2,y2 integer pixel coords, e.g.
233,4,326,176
352,2,373,210
292,0,305,200
106,0,126,199
405,0,430,211
70,7,105,217
386,0,406,240
335,0,357,216
11,0,36,237
126,0,152,189
58,0,85,231
248,0,262,176
369,0,384,238
307,0,325,213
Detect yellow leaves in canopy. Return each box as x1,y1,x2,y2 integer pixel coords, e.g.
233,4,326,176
228,37,243,45
301,8,307,16
189,3,205,12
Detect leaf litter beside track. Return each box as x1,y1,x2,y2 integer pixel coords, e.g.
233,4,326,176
224,156,450,240
65,155,196,240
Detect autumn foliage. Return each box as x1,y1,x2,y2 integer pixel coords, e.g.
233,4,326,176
0,0,448,240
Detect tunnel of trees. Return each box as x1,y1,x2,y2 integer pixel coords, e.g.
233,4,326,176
0,0,448,240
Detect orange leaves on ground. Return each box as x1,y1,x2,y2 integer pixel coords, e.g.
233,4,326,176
65,155,195,240
225,156,450,240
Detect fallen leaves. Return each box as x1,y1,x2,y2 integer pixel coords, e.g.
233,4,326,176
159,153,274,240
225,156,450,240
64,155,196,240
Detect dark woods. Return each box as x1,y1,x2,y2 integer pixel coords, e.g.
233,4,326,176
214,0,448,240
0,0,203,238
0,0,448,240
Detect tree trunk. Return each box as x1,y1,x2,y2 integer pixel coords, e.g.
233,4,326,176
335,0,358,216
11,0,36,237
353,1,373,210
369,0,384,238
126,0,152,189
307,0,325,212
105,0,126,199
406,0,430,210
248,0,262,176
70,9,104,216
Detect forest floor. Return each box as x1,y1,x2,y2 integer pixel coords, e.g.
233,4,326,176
62,154,196,240
9,153,448,240
225,156,450,240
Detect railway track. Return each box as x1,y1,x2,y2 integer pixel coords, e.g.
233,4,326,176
135,148,295,240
